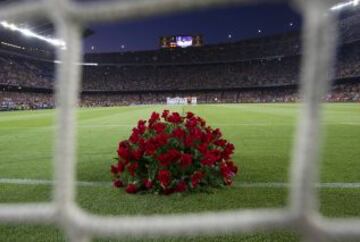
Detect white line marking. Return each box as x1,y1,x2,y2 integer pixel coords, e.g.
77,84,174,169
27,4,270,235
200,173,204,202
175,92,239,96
73,122,360,128
77,123,274,128
233,182,360,189
340,122,360,126
1,178,360,189
1,122,356,129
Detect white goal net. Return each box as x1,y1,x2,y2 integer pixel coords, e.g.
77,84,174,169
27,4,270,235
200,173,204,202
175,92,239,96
0,0,359,241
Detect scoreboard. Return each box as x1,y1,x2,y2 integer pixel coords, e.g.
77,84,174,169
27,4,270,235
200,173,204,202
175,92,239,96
160,35,203,49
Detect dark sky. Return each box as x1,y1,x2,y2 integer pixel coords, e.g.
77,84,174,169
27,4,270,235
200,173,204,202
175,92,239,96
84,3,302,53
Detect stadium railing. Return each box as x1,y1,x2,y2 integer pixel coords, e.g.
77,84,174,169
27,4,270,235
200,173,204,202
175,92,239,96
1,0,359,241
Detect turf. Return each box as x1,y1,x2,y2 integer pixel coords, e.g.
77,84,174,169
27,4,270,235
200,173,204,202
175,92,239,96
0,103,359,242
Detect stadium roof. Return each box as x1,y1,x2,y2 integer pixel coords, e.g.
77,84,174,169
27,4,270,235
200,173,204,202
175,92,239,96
0,0,94,50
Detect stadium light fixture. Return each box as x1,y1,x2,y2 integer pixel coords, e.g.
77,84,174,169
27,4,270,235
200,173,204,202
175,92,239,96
54,60,98,66
0,20,66,49
330,0,359,11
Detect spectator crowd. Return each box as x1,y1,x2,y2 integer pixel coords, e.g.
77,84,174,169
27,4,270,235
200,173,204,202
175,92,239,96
1,82,359,111
0,28,360,110
0,41,359,93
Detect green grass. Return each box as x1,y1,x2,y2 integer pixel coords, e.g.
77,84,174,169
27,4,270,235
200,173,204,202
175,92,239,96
0,103,359,242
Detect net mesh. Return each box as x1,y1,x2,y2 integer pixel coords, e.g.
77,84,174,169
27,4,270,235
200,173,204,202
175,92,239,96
1,0,359,241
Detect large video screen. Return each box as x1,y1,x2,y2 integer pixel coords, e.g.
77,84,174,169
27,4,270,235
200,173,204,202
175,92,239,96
160,35,203,49
176,36,193,48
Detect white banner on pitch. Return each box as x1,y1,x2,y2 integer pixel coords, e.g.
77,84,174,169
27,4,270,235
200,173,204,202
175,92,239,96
166,97,197,105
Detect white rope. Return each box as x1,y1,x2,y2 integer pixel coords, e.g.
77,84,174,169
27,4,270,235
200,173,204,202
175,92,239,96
0,0,359,241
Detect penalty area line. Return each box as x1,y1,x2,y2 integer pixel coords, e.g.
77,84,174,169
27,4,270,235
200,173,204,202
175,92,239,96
1,178,360,189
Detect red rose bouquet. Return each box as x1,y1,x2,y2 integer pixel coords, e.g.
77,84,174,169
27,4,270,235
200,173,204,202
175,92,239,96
110,110,238,195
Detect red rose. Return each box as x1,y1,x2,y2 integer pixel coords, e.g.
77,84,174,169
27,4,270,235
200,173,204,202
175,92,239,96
157,170,171,187
154,133,168,147
158,149,180,167
110,165,118,174
220,162,232,178
180,153,192,169
129,128,140,144
127,162,139,177
132,148,143,161
149,112,160,125
214,139,227,147
113,179,123,188
152,122,166,134
168,149,181,161
143,179,153,189
201,150,221,166
125,184,137,193
205,126,212,133
190,127,202,141
157,149,181,167
186,112,194,119
212,128,222,139
197,142,208,155
201,131,213,143
222,143,235,160
117,141,131,160
185,117,198,129
184,135,193,148
196,117,206,127
117,161,125,173
145,139,157,155
191,171,203,188
161,110,170,120
167,112,182,124
137,120,147,134
220,161,238,185
138,138,146,149
172,127,186,139
227,161,238,174
175,180,187,193
157,153,171,167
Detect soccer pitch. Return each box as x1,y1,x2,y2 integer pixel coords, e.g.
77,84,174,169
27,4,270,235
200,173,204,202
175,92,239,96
0,103,359,242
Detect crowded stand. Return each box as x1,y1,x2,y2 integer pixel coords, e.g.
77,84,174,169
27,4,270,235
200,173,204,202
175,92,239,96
0,91,54,111
1,41,359,92
1,82,359,111
81,56,300,91
0,51,54,88
339,10,360,43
